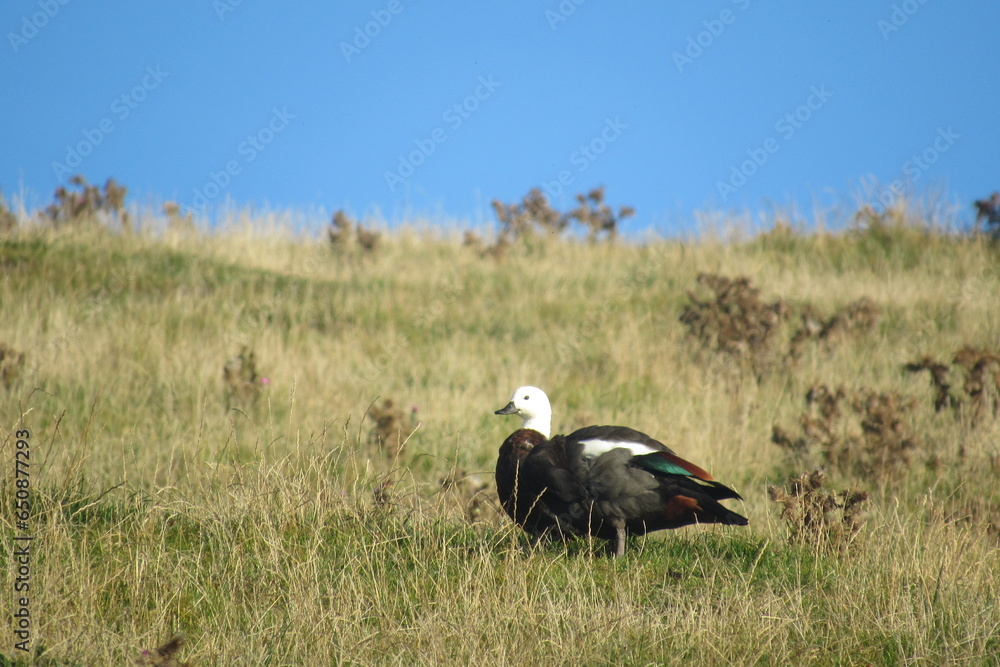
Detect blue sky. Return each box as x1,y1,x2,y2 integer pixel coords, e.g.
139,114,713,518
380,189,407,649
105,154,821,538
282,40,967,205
2,1,998,236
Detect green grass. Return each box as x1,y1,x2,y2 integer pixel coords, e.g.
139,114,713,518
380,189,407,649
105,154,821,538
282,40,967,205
1,216,999,664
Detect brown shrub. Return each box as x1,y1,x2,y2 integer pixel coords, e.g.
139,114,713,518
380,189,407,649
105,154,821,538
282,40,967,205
773,384,921,485
787,298,880,361
768,468,869,553
952,346,1000,419
679,273,791,376
564,186,635,242
0,343,25,390
905,346,1000,421
163,202,194,233
903,355,956,412
329,210,380,254
681,274,881,377
365,398,418,460
483,186,635,256
223,347,269,410
44,176,130,230
491,188,566,244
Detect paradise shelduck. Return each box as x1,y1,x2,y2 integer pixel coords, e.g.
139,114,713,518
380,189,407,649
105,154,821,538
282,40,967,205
495,386,748,556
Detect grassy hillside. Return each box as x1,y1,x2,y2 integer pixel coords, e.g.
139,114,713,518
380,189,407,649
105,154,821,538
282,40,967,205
1,213,999,665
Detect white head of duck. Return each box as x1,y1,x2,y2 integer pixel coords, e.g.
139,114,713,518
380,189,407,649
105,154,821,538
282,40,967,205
494,385,552,438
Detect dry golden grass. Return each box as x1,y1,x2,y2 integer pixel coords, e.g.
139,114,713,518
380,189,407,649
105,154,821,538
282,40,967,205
1,210,999,664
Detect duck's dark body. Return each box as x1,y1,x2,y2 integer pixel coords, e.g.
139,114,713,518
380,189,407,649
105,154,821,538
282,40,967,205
496,426,748,555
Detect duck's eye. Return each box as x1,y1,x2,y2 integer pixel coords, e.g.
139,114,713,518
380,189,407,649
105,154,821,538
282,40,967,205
523,395,529,400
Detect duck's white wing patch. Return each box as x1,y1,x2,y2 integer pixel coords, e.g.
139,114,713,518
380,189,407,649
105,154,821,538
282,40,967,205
579,439,659,459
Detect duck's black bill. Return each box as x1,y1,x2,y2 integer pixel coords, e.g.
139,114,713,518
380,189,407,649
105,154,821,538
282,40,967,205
495,401,517,415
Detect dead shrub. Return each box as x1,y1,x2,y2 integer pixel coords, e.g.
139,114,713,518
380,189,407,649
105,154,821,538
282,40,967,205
903,355,956,412
679,273,791,376
491,187,566,244
482,186,635,257
163,202,194,233
329,210,380,254
953,346,1000,419
0,343,25,389
905,346,1000,421
223,346,269,410
564,186,635,242
789,297,880,358
463,230,510,261
681,274,881,376
769,467,869,553
365,398,418,460
973,191,1000,235
772,384,921,485
44,175,130,231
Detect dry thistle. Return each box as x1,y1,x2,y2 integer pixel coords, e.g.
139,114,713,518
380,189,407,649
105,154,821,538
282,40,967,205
163,201,194,233
484,186,635,253
773,384,921,485
679,273,791,376
462,230,482,250
356,225,380,253
104,177,131,232
772,385,847,465
852,390,917,483
789,298,880,359
973,191,1000,234
480,233,510,261
43,175,130,230
329,210,379,253
768,468,869,552
565,185,636,242
903,355,957,412
905,346,1000,421
0,343,25,389
223,346,269,410
366,398,418,459
490,187,566,245
328,210,354,248
952,346,1000,420
463,230,511,260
